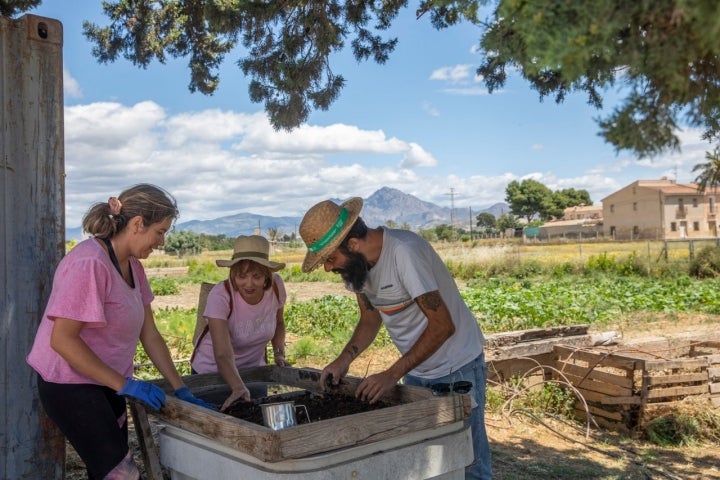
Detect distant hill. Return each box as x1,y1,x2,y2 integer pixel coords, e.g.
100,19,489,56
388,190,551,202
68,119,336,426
66,187,507,240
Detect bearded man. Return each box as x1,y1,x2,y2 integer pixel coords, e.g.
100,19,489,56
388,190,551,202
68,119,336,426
298,197,491,480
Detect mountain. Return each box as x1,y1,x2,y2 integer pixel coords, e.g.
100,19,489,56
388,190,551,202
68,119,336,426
65,188,507,239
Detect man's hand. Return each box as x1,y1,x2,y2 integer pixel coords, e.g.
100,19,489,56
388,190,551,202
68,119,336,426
319,356,351,390
355,370,399,404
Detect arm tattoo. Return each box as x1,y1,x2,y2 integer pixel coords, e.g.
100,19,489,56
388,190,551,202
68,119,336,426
345,345,359,360
359,293,375,311
418,291,442,312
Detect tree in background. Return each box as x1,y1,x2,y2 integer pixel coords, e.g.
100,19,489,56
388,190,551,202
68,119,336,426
164,230,201,257
266,227,279,244
475,212,496,233
496,212,518,233
506,180,592,222
505,179,554,222
693,147,720,193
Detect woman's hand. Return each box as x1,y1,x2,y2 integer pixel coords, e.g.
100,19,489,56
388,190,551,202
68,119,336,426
221,384,251,412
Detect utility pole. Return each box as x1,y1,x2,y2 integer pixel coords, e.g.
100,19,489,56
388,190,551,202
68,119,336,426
469,206,473,240
445,188,456,240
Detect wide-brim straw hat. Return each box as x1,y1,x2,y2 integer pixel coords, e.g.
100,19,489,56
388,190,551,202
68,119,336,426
299,197,363,272
216,235,285,271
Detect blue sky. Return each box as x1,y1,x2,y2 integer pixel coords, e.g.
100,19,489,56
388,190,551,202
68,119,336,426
28,1,710,229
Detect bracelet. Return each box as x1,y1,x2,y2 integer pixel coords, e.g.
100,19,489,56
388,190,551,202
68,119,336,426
273,348,285,356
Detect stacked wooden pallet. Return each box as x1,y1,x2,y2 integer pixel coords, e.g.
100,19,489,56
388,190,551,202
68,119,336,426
553,339,720,434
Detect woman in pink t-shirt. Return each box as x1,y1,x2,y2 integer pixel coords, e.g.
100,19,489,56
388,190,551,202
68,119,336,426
27,184,214,480
190,235,289,411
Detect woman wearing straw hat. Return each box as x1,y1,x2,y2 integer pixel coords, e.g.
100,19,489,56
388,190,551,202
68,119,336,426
191,235,289,411
299,197,491,480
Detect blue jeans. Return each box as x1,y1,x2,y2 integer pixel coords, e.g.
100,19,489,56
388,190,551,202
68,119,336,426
404,352,492,480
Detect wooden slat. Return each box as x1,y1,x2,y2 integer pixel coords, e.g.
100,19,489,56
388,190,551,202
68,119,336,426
709,383,720,394
128,402,164,480
485,325,589,348
645,358,708,371
705,354,720,364
574,410,629,433
575,405,623,422
562,372,633,397
644,372,708,386
645,384,709,400
554,346,641,370
487,335,596,360
556,362,633,389
707,367,720,381
599,395,642,405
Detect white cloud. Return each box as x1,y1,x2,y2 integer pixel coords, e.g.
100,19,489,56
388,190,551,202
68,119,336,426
441,87,490,96
422,101,440,117
62,102,439,227
63,68,82,99
430,64,473,84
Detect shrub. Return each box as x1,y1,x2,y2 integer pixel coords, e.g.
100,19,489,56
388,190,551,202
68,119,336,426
149,277,180,295
689,245,720,278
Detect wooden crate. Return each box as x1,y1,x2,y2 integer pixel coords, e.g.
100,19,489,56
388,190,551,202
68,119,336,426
554,342,719,433
146,366,470,463
690,341,720,408
554,345,642,433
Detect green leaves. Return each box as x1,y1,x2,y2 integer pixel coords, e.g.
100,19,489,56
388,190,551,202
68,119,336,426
463,275,720,333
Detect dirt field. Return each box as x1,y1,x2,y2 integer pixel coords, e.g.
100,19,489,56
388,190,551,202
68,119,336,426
65,280,720,479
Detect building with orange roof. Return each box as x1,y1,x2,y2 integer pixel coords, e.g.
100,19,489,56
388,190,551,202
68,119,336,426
601,178,718,240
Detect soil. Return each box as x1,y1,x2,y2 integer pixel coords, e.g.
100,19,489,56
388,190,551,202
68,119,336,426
62,279,720,479
223,390,395,426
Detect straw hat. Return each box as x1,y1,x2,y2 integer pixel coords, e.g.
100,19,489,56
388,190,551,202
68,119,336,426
216,235,285,271
299,197,363,272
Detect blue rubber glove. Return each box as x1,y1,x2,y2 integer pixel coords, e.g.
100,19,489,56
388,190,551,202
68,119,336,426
174,386,219,411
117,378,166,411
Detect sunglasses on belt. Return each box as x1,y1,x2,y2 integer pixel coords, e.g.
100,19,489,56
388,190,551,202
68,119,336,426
429,380,473,396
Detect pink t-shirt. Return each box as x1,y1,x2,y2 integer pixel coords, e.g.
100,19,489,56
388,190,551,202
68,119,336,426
191,274,286,374
26,238,154,384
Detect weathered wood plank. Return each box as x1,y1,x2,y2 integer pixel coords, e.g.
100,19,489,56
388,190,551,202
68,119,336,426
599,395,642,405
554,346,641,370
485,325,590,348
129,402,164,480
644,372,708,386
562,372,633,397
645,384,709,400
709,382,720,394
487,332,618,361
574,405,623,422
556,362,634,389
645,358,709,371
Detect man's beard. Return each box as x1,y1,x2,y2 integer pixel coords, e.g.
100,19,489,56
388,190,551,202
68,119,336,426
333,251,370,292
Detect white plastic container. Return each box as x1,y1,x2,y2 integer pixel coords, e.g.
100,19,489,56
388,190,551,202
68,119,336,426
158,420,472,480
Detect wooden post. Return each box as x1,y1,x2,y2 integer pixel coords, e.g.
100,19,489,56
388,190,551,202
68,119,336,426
0,14,65,479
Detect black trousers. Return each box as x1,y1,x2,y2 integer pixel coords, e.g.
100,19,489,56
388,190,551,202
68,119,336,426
37,375,130,479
